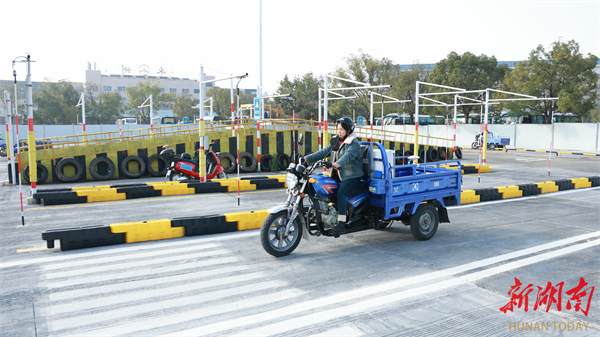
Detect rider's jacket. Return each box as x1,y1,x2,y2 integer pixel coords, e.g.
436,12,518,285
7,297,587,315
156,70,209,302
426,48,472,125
305,133,362,181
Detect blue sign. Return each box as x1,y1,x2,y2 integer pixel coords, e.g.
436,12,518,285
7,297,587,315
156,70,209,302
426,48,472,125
357,116,366,126
183,117,189,124
254,97,261,120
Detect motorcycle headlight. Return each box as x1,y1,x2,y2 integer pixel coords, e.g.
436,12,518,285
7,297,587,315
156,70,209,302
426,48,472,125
286,172,298,189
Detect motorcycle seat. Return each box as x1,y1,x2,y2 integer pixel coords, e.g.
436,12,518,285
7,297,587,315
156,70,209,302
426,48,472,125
348,181,369,197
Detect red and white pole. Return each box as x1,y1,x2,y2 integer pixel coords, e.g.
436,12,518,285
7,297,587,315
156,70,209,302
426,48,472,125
548,110,554,176
453,95,457,157
15,103,25,226
318,89,322,150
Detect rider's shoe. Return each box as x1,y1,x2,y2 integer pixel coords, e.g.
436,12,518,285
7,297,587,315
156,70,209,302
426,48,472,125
332,221,346,237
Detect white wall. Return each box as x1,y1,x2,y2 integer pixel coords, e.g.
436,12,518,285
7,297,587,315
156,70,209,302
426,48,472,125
388,123,600,152
2,123,599,152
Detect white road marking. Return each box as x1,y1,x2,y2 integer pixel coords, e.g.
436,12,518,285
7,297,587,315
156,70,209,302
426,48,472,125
46,256,239,289
44,249,229,279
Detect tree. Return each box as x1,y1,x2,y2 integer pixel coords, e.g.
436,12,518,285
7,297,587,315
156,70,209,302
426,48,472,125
172,94,196,120
205,87,254,119
33,79,80,125
274,73,321,120
125,80,174,123
0,83,26,124
504,40,598,124
328,50,397,121
391,63,430,124
430,52,509,123
88,92,124,124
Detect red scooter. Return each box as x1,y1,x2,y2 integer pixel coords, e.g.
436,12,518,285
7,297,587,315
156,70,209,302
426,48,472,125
165,141,228,181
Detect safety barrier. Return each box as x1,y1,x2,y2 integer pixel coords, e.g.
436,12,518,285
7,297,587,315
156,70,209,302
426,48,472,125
460,176,598,204
10,120,454,184
558,151,600,157
33,176,287,205
40,176,599,251
513,148,559,156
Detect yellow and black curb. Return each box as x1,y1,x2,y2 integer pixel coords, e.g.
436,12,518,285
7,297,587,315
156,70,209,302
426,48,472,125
32,175,287,205
513,148,558,155
31,166,491,206
439,164,491,174
558,151,600,157
40,176,599,252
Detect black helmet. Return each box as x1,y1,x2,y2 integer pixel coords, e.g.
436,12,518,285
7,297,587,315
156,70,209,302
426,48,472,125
337,117,354,134
181,152,192,160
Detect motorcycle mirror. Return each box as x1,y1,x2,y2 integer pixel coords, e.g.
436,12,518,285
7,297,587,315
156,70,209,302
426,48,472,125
297,133,304,146
330,136,340,152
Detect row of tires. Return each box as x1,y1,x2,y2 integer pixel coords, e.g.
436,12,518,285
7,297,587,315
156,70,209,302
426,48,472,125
21,155,167,184
397,146,463,164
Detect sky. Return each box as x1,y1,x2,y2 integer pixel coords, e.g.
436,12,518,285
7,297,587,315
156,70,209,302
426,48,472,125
0,0,598,94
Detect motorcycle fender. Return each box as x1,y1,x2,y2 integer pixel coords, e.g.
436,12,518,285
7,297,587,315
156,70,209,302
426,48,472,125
267,205,289,214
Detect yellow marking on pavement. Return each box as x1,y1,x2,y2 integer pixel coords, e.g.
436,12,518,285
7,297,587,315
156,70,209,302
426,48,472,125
17,246,55,253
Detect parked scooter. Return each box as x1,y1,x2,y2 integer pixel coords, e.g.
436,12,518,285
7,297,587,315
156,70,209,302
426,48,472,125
471,133,483,149
165,141,227,181
0,137,6,157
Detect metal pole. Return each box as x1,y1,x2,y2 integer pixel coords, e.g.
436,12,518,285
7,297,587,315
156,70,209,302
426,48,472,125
199,66,206,182
324,76,329,149
230,75,235,137
548,110,554,176
292,100,296,163
82,92,87,142
149,94,153,134
414,81,420,159
370,92,373,142
380,94,384,144
25,54,37,195
259,0,263,127
13,79,25,225
236,88,240,206
453,95,457,157
482,89,489,165
318,89,322,150
5,91,16,185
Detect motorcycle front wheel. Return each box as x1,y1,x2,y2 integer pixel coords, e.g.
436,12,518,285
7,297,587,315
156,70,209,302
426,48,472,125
260,210,302,257
471,142,479,149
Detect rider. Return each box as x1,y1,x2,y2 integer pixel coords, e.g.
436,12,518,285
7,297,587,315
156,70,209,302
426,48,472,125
304,117,362,235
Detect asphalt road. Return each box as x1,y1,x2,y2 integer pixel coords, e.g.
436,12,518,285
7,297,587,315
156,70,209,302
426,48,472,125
0,150,599,336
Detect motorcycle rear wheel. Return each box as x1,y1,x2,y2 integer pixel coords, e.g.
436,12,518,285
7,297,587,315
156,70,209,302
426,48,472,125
260,210,302,257
169,172,183,181
471,142,479,149
216,171,228,179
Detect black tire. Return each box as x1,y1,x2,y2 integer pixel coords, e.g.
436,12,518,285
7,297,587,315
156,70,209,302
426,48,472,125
120,156,146,179
216,171,228,179
471,142,479,149
437,147,447,161
23,163,48,184
260,154,273,172
418,148,426,163
426,148,438,162
219,153,237,174
260,210,302,257
89,157,116,181
169,170,182,181
239,152,257,173
488,143,495,150
277,153,291,170
410,203,439,241
146,154,168,177
56,158,84,183
455,147,463,159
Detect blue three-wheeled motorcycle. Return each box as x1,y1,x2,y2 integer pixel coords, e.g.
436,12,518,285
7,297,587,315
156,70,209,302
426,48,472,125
260,135,463,257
